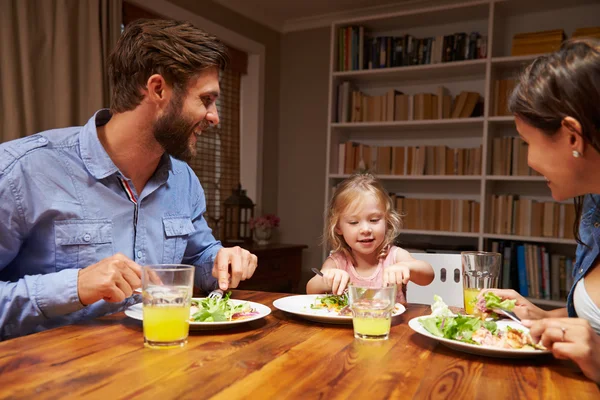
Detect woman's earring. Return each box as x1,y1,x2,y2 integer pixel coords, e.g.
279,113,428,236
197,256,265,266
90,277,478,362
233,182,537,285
573,150,581,158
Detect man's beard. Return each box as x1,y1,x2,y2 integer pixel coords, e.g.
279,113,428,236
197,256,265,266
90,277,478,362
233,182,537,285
152,95,200,163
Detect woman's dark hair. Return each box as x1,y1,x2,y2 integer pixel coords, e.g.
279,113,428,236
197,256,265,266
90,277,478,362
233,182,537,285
508,38,600,244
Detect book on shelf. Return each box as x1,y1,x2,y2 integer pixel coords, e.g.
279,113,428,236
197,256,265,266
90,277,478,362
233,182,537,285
491,136,541,176
493,79,517,117
336,83,482,123
395,196,480,233
490,240,573,302
487,195,576,239
510,29,566,57
337,142,482,176
572,26,600,40
336,26,487,72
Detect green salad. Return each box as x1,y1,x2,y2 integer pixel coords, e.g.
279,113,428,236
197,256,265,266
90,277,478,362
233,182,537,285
190,292,258,322
419,295,497,344
310,292,349,313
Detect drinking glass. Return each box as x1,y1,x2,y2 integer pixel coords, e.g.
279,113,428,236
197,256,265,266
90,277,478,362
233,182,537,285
461,251,501,315
348,284,397,340
142,264,194,349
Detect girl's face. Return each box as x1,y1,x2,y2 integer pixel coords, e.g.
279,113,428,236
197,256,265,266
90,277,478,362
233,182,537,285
515,117,583,201
335,193,386,259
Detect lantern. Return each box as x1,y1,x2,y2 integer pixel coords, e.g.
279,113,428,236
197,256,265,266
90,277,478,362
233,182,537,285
222,184,254,244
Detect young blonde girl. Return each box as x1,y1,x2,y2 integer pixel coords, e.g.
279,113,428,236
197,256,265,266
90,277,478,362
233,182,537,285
307,174,434,303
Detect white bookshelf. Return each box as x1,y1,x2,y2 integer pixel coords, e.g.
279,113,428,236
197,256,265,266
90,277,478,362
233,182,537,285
324,0,600,307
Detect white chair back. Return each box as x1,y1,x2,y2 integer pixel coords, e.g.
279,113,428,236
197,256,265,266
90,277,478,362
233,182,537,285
406,253,464,308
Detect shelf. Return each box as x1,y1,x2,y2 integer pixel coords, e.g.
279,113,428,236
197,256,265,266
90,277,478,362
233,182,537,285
331,117,484,132
485,176,546,182
332,59,487,84
483,234,576,245
400,229,479,238
487,116,514,123
527,297,566,308
329,174,482,181
491,54,544,69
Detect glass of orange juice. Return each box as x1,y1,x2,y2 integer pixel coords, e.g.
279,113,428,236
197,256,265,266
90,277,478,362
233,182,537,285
348,284,397,340
142,264,194,349
461,252,501,315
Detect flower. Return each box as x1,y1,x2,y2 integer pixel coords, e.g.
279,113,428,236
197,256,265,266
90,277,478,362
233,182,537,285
249,214,280,230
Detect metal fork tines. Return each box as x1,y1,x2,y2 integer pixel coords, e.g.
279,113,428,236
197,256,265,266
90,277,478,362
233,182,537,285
208,289,224,300
493,308,521,324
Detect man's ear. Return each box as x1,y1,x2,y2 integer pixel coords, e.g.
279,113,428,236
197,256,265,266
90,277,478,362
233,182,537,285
562,116,584,155
145,74,171,106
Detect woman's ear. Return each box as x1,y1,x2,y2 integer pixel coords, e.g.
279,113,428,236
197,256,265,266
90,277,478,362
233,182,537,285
562,116,584,155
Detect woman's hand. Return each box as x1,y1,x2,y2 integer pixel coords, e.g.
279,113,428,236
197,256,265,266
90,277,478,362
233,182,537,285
383,263,410,287
478,289,548,320
524,317,600,383
321,269,350,295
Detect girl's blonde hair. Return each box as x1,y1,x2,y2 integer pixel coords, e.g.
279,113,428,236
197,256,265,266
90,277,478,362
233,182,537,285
324,174,402,264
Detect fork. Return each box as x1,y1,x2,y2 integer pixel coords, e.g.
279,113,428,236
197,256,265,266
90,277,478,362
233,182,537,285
493,308,521,324
207,289,224,300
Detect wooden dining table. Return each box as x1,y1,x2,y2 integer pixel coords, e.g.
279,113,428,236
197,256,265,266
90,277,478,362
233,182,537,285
0,290,598,399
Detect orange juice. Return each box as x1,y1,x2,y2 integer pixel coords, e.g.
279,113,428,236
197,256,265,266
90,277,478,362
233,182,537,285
353,316,391,337
143,304,190,348
463,288,480,315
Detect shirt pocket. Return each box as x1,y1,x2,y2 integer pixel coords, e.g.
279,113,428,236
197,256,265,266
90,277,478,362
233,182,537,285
162,216,195,264
54,220,114,271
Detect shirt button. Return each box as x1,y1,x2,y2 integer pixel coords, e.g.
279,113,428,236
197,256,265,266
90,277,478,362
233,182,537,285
137,251,143,258
83,233,91,242
594,222,600,228
38,137,47,143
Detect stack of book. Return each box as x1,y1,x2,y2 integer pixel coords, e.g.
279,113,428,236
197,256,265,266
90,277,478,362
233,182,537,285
395,196,480,233
491,240,574,301
493,79,517,117
339,143,482,176
511,29,566,56
487,195,576,239
491,136,540,176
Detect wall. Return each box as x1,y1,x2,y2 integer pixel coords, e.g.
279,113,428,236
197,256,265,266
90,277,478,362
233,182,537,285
278,27,331,288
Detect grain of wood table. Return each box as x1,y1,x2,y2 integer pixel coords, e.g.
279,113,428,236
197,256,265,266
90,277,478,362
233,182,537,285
0,290,598,399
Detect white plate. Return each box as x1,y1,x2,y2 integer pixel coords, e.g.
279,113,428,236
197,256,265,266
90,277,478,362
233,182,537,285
272,294,406,325
408,316,552,358
124,298,271,330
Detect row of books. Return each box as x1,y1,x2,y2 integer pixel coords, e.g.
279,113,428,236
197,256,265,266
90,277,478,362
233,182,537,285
510,27,600,57
491,136,540,176
491,241,574,301
336,82,483,123
493,79,517,117
488,195,576,239
394,196,480,233
338,142,483,176
337,26,487,71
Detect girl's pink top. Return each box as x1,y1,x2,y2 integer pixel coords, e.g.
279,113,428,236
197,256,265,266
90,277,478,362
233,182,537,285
329,245,407,304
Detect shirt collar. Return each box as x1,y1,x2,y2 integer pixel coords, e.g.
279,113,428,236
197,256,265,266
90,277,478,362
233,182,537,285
79,109,175,180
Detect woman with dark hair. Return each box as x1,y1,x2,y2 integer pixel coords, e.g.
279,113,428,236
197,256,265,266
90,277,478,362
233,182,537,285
482,38,600,382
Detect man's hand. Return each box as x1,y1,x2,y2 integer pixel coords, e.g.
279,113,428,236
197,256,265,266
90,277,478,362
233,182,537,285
77,253,142,305
212,247,258,290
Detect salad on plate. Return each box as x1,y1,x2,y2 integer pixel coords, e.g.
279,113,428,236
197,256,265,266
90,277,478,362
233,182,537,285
190,292,260,322
419,295,544,351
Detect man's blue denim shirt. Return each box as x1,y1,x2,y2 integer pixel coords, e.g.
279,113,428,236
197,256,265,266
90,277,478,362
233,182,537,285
0,110,221,339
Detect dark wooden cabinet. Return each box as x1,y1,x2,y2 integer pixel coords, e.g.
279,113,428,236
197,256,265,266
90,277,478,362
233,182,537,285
228,243,307,293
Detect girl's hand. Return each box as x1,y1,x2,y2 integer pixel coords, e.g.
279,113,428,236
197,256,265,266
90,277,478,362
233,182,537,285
383,263,411,287
322,269,350,295
523,318,600,383
478,289,547,320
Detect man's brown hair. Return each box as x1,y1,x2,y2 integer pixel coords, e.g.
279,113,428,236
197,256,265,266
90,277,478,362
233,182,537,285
108,19,229,113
